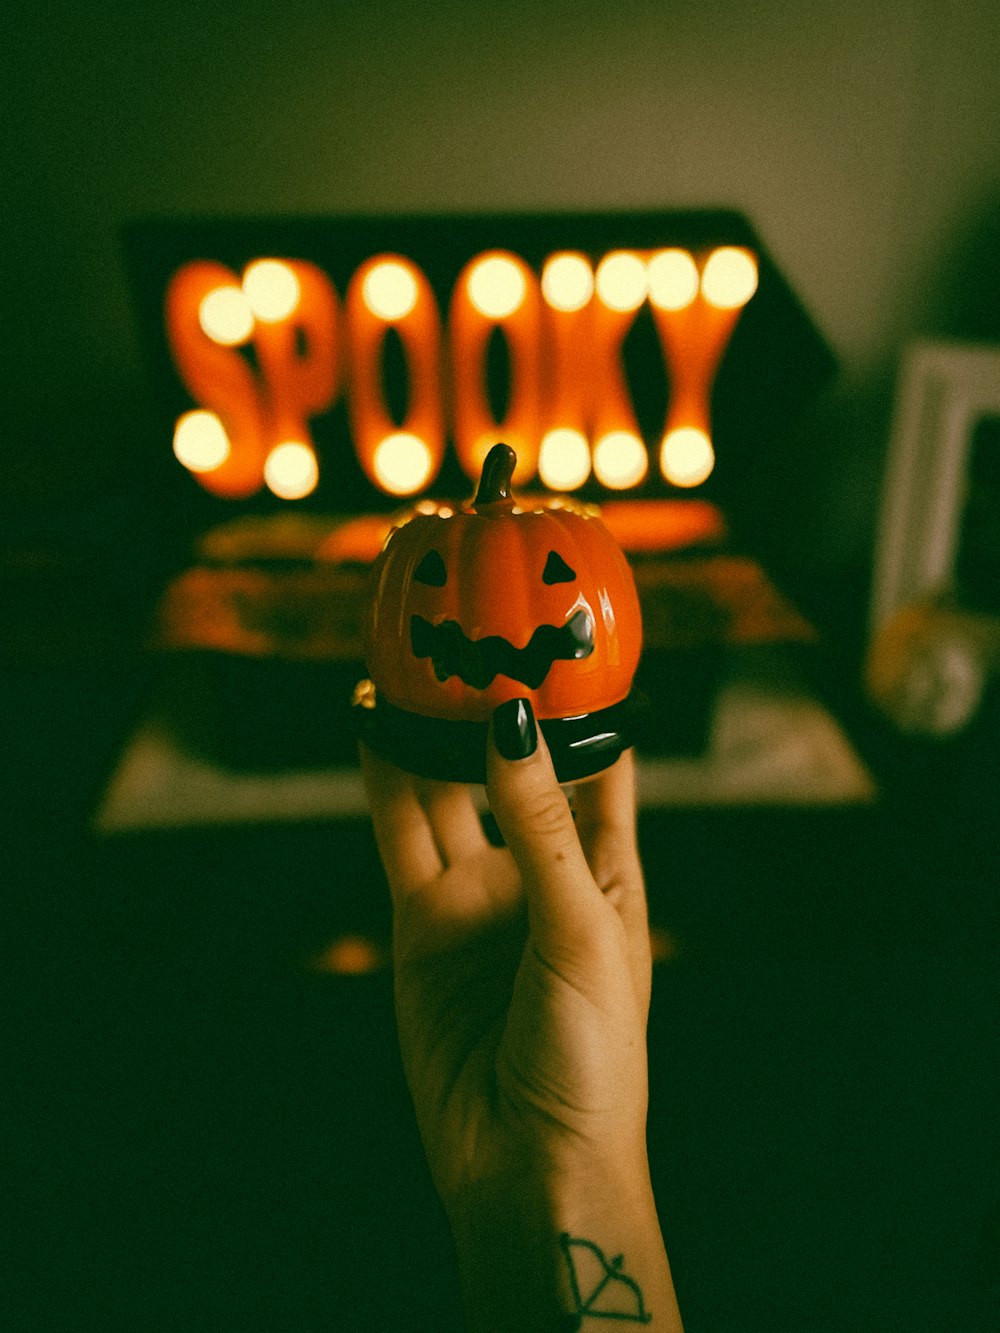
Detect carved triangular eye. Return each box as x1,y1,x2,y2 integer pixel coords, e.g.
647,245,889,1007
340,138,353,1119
414,549,448,586
543,550,576,584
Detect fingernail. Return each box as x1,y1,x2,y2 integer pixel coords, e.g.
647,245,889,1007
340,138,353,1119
493,697,537,761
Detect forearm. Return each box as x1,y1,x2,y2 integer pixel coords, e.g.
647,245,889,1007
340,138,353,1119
446,1151,683,1332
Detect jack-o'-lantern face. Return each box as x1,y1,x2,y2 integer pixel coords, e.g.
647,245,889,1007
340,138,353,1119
365,443,642,722
408,538,596,691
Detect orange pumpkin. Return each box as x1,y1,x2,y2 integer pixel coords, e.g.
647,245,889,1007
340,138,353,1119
358,443,644,781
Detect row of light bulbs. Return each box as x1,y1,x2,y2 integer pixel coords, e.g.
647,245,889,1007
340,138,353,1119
196,247,757,347
174,416,714,500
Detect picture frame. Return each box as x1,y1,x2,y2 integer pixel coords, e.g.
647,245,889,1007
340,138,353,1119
870,339,1000,634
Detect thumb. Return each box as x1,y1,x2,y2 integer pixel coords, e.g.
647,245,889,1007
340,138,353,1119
486,697,603,951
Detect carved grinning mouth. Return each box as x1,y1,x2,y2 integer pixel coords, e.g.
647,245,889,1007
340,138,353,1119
410,607,595,690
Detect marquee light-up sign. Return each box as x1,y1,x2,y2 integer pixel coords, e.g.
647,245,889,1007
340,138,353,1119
165,244,756,502
125,212,835,515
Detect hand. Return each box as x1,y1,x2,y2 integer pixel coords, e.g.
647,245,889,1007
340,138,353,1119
360,700,653,1210
361,700,683,1330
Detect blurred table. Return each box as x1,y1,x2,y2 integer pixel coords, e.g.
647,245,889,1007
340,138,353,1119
95,648,874,834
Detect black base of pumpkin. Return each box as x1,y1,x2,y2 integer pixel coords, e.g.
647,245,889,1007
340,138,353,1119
352,682,649,784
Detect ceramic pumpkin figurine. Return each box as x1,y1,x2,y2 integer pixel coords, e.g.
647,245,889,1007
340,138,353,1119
356,442,644,781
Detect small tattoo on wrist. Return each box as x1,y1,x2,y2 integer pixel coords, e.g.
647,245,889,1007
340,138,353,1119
558,1232,652,1323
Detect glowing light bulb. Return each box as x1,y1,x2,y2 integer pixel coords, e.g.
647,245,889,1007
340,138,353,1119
594,251,647,312
242,260,301,322
198,285,254,345
362,261,419,321
660,427,715,487
467,256,526,318
264,441,319,500
372,432,433,495
592,430,648,489
172,410,231,472
538,428,591,491
647,249,699,310
701,247,758,309
541,253,594,312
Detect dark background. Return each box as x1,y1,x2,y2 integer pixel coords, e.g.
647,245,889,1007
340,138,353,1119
3,3,1000,1329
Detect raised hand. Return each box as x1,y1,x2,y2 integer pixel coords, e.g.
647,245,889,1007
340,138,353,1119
360,698,682,1331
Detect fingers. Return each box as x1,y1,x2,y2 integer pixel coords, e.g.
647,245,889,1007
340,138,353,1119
485,698,603,950
573,750,644,895
572,748,639,853
414,776,490,865
363,703,643,957
359,743,442,898
568,748,651,1015
360,745,491,901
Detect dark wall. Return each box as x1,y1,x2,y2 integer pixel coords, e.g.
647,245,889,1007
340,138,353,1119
3,0,999,578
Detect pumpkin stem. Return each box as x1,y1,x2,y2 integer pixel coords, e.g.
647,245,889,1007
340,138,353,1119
473,443,517,511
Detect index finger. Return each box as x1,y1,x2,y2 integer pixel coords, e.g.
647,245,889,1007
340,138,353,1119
359,743,442,898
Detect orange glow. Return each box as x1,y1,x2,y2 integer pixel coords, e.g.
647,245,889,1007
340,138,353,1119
362,260,419,321
649,926,678,964
316,514,394,564
373,432,434,495
347,255,444,494
538,428,591,490
648,248,755,469
701,246,758,309
198,285,254,345
253,260,340,494
541,252,594,312
599,498,726,553
593,430,648,489
172,409,231,473
451,251,541,484
467,254,527,318
660,427,715,487
540,258,594,464
242,259,301,321
166,261,270,498
170,260,338,499
314,935,387,974
263,441,319,499
589,259,647,485
648,249,699,310
595,251,647,312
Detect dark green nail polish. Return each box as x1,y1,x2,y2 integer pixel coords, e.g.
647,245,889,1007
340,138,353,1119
493,697,537,761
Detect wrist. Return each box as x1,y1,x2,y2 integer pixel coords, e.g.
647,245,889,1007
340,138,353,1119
446,1147,681,1331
